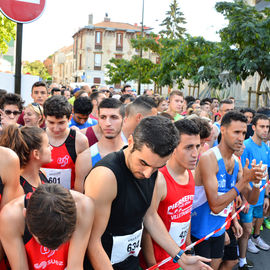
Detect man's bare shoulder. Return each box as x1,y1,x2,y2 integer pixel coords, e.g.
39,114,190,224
0,147,19,167
198,148,219,172
70,190,94,215
0,195,25,231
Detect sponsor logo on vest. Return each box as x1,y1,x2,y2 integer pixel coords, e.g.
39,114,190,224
40,246,56,258
57,155,69,167
34,260,64,269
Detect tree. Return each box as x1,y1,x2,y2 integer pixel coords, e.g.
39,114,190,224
0,14,16,55
105,58,134,85
159,0,186,39
22,60,50,80
215,0,270,107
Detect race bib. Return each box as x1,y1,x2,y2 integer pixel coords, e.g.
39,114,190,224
43,168,71,190
169,220,190,247
110,227,143,265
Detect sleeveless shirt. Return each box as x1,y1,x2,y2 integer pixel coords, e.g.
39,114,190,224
42,129,76,190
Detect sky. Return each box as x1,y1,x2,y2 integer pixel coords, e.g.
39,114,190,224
21,0,230,62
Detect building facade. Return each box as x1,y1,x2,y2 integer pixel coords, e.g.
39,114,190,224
72,14,156,88
52,45,73,85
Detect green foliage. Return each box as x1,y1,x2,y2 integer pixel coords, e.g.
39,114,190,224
105,58,134,84
159,0,186,39
215,0,270,94
0,14,16,55
23,60,50,80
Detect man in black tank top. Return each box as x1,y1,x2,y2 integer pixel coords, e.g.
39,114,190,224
84,116,212,270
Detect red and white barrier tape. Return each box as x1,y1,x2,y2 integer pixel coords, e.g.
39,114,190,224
147,180,269,270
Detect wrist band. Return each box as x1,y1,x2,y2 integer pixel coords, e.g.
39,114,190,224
173,249,184,263
232,186,240,196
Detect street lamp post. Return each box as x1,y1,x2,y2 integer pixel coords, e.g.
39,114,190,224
137,0,144,96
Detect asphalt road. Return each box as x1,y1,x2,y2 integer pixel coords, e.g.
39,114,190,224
233,226,270,270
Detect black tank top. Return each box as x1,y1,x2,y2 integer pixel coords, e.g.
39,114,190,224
87,148,157,270
20,171,49,194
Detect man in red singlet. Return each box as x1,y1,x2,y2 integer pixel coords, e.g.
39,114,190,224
42,96,88,190
141,119,200,270
0,184,94,270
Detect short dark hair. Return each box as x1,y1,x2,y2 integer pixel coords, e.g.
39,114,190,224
98,98,125,118
211,97,218,103
174,119,200,141
120,94,135,104
132,116,179,157
201,98,212,104
90,91,103,102
251,113,269,126
184,96,196,104
26,184,76,250
221,110,247,127
169,90,183,101
220,99,233,108
240,107,256,116
74,97,93,115
189,117,211,139
44,95,72,119
31,81,47,93
257,107,270,117
51,88,61,95
126,96,157,117
0,89,7,99
121,84,131,93
0,93,24,111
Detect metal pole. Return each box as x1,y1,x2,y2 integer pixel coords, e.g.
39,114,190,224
137,0,144,96
15,23,23,95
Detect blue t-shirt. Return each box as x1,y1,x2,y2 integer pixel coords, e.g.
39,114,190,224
68,116,97,130
241,137,270,206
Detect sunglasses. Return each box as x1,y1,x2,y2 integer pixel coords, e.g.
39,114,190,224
31,102,42,115
3,110,21,116
101,90,110,93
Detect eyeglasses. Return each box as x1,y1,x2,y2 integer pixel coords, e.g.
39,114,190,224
31,102,42,115
101,90,110,93
3,110,21,116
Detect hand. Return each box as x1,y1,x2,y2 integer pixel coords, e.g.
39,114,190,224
179,254,212,270
235,195,242,209
232,221,243,238
242,203,250,214
243,159,264,184
263,198,269,212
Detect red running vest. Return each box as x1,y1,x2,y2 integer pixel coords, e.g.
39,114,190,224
153,166,195,270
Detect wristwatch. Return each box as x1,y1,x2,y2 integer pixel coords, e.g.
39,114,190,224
253,181,262,189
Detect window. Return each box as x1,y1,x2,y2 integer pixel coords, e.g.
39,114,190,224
94,77,101,84
94,53,102,70
116,33,123,51
95,31,102,49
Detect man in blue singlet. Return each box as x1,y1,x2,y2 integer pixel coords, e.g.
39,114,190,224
191,111,263,270
75,98,125,193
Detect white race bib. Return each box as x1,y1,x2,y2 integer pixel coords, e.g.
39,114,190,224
43,168,71,190
169,220,190,247
110,227,143,265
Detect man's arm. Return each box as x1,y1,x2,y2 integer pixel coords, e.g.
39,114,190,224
67,192,95,270
141,172,167,268
199,153,261,214
0,148,23,209
144,182,212,270
74,148,92,193
0,200,28,269
84,167,117,270
75,131,89,154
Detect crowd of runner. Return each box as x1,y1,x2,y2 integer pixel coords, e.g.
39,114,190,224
0,82,269,270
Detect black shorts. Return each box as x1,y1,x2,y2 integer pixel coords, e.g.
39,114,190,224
223,227,238,261
191,233,225,259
